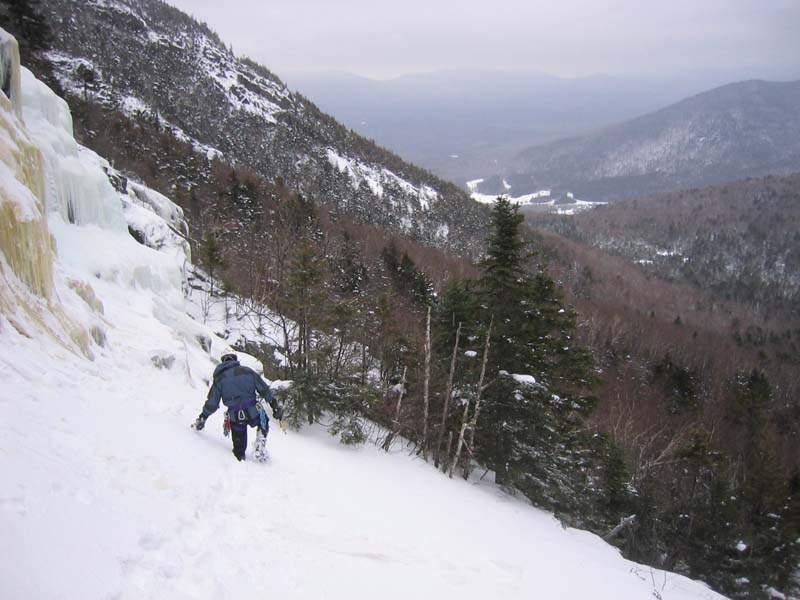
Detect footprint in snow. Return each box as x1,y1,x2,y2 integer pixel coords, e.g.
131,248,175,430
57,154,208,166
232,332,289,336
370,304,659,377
138,531,165,551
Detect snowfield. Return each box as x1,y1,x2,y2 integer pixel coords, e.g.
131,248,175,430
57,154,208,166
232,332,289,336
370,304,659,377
466,180,606,215
0,31,728,600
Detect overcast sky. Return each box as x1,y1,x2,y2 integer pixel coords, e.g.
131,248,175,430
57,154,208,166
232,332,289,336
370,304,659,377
166,0,800,82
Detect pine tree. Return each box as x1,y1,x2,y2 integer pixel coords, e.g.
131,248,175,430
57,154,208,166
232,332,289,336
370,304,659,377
381,242,433,309
288,240,322,375
726,370,794,595
75,63,96,104
473,197,597,515
199,233,225,297
1,0,52,58
477,197,591,381
435,280,475,349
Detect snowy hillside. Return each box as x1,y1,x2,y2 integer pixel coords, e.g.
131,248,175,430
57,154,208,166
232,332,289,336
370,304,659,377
0,31,728,600
36,0,488,255
506,79,800,202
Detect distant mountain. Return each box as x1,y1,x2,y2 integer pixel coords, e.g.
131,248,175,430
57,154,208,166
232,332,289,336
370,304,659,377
284,69,698,183
505,80,800,201
527,172,800,313
38,0,488,255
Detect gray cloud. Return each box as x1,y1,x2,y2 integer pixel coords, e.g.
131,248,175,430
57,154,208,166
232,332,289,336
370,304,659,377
167,0,800,81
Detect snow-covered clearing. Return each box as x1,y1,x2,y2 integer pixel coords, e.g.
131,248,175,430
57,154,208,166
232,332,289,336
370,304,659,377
0,31,726,600
466,179,607,214
471,189,607,214
470,188,552,206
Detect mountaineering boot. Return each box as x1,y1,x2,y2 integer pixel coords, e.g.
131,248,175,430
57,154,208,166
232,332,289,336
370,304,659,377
254,427,268,463
232,427,247,461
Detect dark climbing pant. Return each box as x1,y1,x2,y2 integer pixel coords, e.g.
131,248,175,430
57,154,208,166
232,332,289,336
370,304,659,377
231,415,268,461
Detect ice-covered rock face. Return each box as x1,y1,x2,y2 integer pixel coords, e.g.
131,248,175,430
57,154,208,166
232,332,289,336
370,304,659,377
20,69,126,230
0,29,54,300
0,30,21,119
1,27,262,377
0,27,189,358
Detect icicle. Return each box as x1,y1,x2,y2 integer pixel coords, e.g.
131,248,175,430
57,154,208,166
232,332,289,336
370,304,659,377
0,29,54,299
20,68,126,231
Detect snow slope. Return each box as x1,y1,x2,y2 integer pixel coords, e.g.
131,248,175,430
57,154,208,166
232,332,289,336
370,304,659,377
465,179,606,214
0,33,728,600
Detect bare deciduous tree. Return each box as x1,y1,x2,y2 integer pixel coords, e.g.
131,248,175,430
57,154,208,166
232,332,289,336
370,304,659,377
450,315,493,478
435,321,461,468
422,306,432,461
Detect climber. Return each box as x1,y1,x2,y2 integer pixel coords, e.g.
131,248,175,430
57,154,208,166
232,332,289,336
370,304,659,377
192,353,283,462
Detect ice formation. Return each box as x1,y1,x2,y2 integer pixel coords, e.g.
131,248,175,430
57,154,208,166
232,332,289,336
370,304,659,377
0,31,53,295
20,68,126,230
0,27,186,357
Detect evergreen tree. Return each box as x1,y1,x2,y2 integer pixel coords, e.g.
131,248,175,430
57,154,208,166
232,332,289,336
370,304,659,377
725,370,795,596
332,231,366,297
472,198,598,514
199,233,225,296
75,63,96,104
381,241,433,309
287,240,322,375
435,279,476,350
1,0,52,58
477,197,591,382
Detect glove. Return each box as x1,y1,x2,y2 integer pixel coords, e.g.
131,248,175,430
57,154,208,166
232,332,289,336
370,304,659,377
272,403,284,421
192,415,206,431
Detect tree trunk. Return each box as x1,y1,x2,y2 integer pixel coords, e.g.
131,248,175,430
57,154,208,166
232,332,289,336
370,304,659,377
462,315,493,479
449,393,471,478
604,514,637,541
279,314,295,378
422,306,432,462
333,330,346,379
442,431,454,473
382,366,407,451
435,321,461,468
361,342,368,386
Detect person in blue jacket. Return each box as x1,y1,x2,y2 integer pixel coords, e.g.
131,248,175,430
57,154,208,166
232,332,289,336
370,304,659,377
192,353,283,462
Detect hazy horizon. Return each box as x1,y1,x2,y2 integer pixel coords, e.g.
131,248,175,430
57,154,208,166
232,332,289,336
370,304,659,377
280,66,800,88
167,0,800,84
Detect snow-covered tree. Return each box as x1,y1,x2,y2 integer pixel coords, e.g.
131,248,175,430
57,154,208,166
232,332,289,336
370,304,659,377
472,198,601,518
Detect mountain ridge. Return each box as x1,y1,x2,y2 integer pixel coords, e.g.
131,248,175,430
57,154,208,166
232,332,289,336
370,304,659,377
284,68,703,183
38,0,488,255
502,78,800,201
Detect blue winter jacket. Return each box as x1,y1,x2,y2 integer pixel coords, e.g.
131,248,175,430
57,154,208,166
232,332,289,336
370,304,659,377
201,360,279,420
